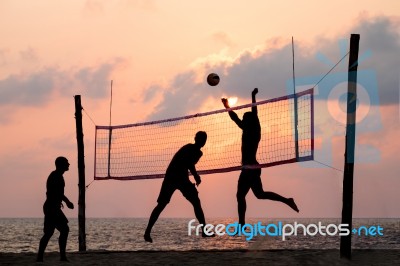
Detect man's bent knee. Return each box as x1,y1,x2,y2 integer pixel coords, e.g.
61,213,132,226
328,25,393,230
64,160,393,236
43,226,55,236
155,202,168,211
253,190,264,199
58,224,69,235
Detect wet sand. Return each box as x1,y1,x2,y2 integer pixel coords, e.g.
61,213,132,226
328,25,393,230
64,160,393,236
1,249,399,265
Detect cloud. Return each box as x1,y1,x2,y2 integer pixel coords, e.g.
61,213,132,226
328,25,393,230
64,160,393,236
351,16,400,105
0,69,55,106
19,47,38,63
145,71,213,121
0,48,9,66
82,0,104,17
0,58,125,107
73,59,125,99
122,0,158,11
0,106,14,124
211,31,235,47
143,15,400,121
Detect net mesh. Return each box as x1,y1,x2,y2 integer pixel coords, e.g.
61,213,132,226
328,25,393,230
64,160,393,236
95,89,314,180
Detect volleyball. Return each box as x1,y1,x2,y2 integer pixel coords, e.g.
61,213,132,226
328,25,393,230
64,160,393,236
207,73,220,86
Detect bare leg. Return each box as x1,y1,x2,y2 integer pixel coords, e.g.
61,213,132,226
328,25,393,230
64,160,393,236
237,194,247,225
144,202,167,243
252,186,299,213
188,197,215,237
58,224,69,261
190,199,206,225
37,230,54,262
237,172,251,225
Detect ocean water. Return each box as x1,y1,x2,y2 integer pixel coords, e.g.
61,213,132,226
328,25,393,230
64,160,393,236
0,218,399,253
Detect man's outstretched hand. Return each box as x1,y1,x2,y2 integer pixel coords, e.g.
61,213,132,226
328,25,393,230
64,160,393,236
221,98,230,109
252,88,258,96
66,201,74,209
195,176,202,186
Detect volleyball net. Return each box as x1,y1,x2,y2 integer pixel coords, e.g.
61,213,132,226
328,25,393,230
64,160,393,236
94,88,314,180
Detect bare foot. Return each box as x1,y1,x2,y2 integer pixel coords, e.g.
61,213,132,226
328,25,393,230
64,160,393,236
144,233,153,243
288,198,299,212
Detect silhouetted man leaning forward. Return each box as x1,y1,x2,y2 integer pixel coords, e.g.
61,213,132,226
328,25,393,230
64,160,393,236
37,156,74,262
144,131,213,242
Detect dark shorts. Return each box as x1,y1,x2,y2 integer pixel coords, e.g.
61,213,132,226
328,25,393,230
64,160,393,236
237,168,263,197
43,203,69,234
157,178,199,204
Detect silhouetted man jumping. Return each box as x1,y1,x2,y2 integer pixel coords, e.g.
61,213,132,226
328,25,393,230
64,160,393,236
144,131,212,242
37,156,74,262
222,88,299,225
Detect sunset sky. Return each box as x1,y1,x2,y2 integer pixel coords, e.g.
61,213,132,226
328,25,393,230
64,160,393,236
0,1,399,219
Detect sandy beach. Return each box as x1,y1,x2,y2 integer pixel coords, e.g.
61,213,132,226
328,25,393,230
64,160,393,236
1,249,399,265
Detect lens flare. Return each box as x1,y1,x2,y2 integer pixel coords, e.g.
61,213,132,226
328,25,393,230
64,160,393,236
228,97,238,107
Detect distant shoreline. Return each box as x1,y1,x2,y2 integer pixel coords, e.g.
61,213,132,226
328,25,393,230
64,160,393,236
1,249,399,265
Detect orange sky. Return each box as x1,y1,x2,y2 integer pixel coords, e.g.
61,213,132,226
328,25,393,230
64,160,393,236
0,1,399,218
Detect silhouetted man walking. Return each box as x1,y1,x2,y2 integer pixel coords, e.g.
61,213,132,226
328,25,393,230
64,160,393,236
222,88,299,225
37,156,74,262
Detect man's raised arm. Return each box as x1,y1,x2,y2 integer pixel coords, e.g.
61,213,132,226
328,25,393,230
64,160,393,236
221,98,243,129
252,88,258,115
